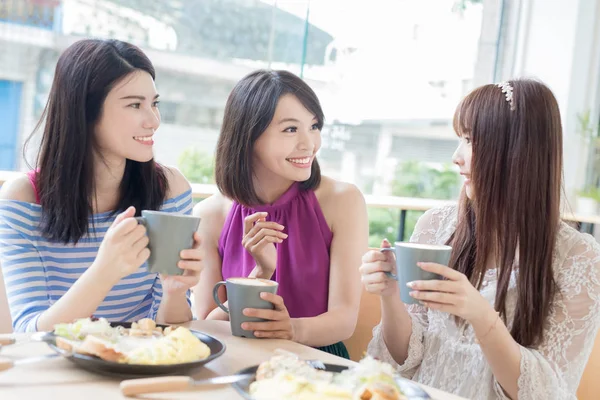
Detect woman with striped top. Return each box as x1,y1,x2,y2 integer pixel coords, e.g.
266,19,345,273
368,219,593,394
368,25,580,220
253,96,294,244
0,39,202,333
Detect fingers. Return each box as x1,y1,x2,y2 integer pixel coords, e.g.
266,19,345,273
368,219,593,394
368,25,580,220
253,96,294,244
380,239,397,263
135,247,150,266
178,259,202,273
131,234,150,255
111,206,135,228
247,236,281,254
259,292,285,310
242,320,286,331
361,271,390,286
409,290,455,305
253,330,292,339
359,260,394,276
243,226,287,249
246,221,286,237
121,223,147,246
361,249,388,263
244,212,268,235
180,248,202,261
111,217,142,238
242,308,282,321
407,279,459,293
418,262,464,281
191,231,201,249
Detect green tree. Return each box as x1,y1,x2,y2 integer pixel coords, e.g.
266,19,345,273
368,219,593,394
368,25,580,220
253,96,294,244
391,161,460,200
367,161,460,247
178,148,215,184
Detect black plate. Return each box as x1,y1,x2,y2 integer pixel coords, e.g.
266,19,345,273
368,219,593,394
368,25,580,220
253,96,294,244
39,322,225,378
231,363,431,399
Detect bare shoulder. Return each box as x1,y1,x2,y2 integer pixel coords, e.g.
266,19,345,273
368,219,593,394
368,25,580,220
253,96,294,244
193,192,232,219
0,174,37,203
193,192,233,246
161,165,191,198
315,176,366,230
315,175,365,208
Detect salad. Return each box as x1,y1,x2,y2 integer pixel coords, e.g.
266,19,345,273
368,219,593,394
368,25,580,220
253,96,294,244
53,318,210,365
249,353,407,400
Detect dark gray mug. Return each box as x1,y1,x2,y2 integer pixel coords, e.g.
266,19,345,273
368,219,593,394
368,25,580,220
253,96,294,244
212,277,279,338
382,242,452,305
135,210,200,276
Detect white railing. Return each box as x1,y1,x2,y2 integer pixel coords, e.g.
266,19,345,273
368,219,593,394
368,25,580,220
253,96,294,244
1,170,598,239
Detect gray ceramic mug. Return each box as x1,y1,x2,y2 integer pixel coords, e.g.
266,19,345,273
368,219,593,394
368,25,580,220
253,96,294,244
213,277,279,338
135,210,200,276
382,242,452,305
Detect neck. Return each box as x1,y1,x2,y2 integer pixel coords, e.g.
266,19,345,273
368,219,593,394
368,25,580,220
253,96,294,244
252,169,295,205
92,152,127,213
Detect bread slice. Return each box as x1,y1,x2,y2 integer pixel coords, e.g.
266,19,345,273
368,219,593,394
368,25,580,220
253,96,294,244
55,336,79,353
56,334,125,362
77,335,125,362
356,382,405,400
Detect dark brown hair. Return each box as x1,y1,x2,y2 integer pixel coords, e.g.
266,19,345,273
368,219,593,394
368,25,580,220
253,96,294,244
215,69,322,206
449,79,562,347
26,39,168,243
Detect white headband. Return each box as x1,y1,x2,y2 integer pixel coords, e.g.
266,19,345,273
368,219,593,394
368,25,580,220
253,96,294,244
497,81,515,111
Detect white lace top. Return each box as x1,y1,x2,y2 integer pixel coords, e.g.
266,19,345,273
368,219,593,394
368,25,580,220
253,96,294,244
367,205,600,400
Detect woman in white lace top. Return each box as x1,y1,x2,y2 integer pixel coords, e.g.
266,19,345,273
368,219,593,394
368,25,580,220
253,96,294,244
360,79,600,400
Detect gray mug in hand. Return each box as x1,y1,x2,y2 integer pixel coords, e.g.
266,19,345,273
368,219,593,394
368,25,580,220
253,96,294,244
135,210,200,276
382,242,452,305
213,277,279,338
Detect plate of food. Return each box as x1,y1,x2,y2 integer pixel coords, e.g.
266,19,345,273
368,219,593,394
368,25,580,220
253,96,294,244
37,317,225,378
231,352,431,400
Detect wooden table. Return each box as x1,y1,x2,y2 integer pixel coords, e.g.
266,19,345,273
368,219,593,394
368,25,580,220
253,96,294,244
0,320,465,400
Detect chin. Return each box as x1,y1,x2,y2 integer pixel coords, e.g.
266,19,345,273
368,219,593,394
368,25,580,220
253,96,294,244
291,170,312,182
465,187,474,200
126,152,154,163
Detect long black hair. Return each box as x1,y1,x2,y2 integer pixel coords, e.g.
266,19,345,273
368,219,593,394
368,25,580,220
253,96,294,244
26,39,168,243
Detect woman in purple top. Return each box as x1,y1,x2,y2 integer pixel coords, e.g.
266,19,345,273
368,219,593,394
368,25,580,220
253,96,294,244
193,70,368,357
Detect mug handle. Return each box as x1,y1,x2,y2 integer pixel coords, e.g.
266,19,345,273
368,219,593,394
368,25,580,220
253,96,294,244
212,281,229,313
135,216,147,227
380,247,398,281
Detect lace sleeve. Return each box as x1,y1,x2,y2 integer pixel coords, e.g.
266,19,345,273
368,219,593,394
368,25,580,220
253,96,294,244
367,304,429,379
505,233,600,399
367,207,455,378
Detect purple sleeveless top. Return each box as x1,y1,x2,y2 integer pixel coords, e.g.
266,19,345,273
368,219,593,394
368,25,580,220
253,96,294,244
218,182,333,318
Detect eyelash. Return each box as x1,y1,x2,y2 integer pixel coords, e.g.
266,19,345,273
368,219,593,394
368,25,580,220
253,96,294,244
128,101,160,109
283,123,320,133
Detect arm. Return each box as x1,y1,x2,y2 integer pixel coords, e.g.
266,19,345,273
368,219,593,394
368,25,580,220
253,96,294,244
367,207,449,377
291,183,368,347
0,177,118,332
0,203,137,332
192,194,230,321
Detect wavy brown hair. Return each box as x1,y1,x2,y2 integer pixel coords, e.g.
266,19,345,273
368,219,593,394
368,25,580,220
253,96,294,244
448,79,562,347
